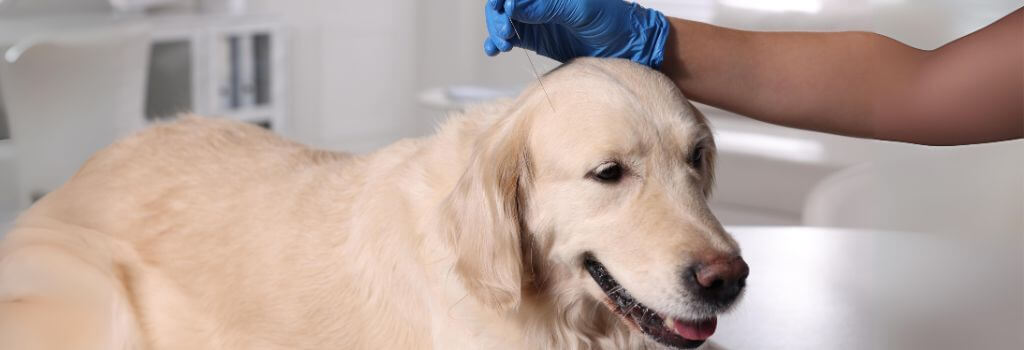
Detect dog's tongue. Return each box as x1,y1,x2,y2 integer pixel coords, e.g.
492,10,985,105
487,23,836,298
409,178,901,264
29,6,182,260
671,317,717,341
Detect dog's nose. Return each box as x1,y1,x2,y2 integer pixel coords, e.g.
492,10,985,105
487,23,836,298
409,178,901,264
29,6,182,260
688,256,749,304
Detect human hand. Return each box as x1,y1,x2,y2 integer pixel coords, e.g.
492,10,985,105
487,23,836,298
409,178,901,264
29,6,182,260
483,0,670,68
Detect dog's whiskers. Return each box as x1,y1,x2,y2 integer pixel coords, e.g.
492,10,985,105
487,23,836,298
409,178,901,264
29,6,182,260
624,300,641,315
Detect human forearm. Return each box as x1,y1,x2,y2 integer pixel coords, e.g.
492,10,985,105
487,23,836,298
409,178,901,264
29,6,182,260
661,12,1023,145
484,1,1023,145
661,18,928,141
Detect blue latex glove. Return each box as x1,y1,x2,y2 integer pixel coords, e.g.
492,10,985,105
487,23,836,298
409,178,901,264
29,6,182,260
483,0,670,69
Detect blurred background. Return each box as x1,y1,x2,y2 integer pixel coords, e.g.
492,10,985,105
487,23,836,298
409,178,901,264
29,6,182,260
0,0,1020,235
0,2,1020,348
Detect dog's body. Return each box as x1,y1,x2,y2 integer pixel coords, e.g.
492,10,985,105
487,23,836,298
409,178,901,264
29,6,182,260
0,59,745,350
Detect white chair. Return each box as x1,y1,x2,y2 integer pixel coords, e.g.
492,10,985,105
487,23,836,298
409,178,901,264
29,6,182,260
0,25,150,208
803,140,1024,236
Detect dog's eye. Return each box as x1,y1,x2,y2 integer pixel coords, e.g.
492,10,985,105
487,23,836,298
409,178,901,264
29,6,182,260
689,145,705,168
591,162,624,183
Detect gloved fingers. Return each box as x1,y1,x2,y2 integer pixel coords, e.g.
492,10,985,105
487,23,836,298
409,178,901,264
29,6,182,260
485,0,514,39
483,35,515,56
484,38,500,56
493,35,515,52
507,0,562,24
488,0,502,11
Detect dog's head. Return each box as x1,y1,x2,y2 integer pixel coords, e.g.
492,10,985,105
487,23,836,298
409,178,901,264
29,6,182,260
442,58,746,349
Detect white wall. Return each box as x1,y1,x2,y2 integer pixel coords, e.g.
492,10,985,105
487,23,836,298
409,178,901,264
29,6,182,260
414,0,560,90
246,0,421,152
412,0,562,132
245,0,559,151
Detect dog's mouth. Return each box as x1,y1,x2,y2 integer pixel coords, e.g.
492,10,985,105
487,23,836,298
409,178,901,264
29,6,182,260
583,256,716,349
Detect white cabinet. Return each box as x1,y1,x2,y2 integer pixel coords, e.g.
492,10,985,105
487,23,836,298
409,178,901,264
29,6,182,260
143,15,287,132
0,82,7,140
0,14,288,138
203,20,286,130
0,14,287,210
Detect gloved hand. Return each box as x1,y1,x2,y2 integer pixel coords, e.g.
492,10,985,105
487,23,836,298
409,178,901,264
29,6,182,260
483,0,670,69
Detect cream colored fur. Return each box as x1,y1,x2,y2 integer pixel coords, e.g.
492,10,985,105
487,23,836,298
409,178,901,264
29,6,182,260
0,58,740,350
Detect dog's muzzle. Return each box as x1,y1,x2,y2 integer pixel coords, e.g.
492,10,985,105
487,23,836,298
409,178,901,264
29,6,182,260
583,254,747,349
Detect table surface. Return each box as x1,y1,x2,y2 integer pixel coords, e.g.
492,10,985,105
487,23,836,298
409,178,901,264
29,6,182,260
710,226,1023,350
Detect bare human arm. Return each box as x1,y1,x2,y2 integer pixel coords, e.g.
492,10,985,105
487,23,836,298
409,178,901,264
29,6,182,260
660,8,1023,146
485,1,1022,145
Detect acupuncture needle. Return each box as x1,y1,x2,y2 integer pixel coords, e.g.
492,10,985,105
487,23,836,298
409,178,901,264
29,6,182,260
508,18,556,112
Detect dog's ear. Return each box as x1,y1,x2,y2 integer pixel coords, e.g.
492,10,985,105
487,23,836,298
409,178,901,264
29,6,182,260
440,117,531,312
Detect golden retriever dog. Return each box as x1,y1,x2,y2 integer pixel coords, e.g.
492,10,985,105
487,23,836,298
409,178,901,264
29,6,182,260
0,58,747,350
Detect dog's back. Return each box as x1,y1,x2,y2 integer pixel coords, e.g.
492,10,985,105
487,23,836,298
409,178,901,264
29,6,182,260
0,117,439,349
